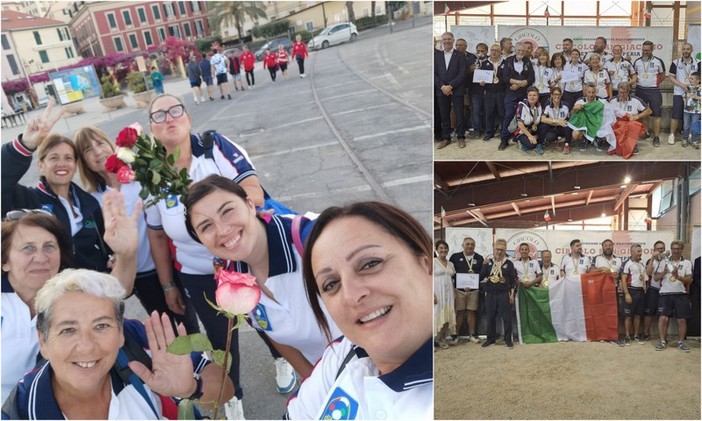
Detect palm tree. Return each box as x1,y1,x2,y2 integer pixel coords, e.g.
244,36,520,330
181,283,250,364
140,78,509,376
208,1,267,41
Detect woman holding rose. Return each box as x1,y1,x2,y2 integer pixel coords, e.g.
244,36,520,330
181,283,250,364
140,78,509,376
1,99,112,273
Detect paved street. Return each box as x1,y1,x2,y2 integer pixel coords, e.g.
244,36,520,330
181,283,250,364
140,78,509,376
1,24,432,419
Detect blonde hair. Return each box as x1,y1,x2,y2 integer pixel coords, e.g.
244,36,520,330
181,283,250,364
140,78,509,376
74,127,115,192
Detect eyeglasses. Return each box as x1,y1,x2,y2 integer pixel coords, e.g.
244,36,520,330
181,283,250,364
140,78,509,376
5,208,53,221
150,104,186,124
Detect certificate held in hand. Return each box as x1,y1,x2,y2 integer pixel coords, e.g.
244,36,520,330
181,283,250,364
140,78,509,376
473,69,494,84
456,273,480,289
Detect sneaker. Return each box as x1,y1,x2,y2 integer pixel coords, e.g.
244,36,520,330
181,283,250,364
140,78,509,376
274,358,296,394
579,141,588,151
200,96,206,102
498,141,508,151
301,74,306,78
194,98,199,105
563,144,570,154
439,341,449,349
220,95,225,99
520,143,529,152
483,134,493,141
469,335,481,344
633,144,640,154
209,97,215,101
682,139,689,148
693,142,700,150
624,336,631,346
613,339,625,347
481,340,496,348
594,138,604,152
653,136,660,147
446,337,458,346
505,339,514,349
641,132,651,140
634,335,645,344
677,340,690,353
642,333,650,341
224,396,245,420
668,133,675,145
655,340,667,351
535,144,544,155
228,94,232,100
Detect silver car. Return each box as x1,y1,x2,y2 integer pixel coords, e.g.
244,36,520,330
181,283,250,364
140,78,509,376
307,22,358,50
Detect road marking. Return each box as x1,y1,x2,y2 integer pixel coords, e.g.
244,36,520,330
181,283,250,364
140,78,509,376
353,125,430,141
319,89,377,101
276,176,430,202
251,141,338,159
332,103,394,117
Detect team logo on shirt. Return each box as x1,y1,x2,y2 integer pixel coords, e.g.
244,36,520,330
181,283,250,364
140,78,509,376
253,303,272,331
84,219,96,229
165,194,179,209
321,387,359,420
40,204,53,213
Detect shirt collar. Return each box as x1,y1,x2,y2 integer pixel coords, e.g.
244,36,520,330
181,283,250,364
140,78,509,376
1,273,13,293
369,339,433,393
444,48,454,55
228,215,297,277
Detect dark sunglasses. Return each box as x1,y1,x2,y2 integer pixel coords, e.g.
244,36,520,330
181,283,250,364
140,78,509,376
5,208,53,221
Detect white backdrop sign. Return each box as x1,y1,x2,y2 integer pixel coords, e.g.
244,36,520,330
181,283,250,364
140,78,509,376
689,24,700,61
497,25,674,63
449,25,495,51
444,227,493,258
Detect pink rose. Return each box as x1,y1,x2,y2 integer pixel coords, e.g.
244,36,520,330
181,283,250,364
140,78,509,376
128,122,143,136
115,166,136,184
215,270,261,315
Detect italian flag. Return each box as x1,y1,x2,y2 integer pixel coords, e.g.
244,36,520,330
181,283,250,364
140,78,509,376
516,272,619,344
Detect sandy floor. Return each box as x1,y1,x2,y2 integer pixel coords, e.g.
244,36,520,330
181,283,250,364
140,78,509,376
435,338,701,420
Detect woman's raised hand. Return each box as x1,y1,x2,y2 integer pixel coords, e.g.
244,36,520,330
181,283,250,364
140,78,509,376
21,97,64,149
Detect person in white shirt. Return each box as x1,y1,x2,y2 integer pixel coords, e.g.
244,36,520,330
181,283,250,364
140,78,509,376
655,240,693,352
533,50,555,105
668,43,700,145
513,242,542,288
539,250,561,287
570,83,612,152
515,87,544,154
583,54,612,100
631,40,666,147
605,45,635,97
289,202,433,419
539,86,573,153
643,241,666,340
583,36,612,64
560,239,591,277
562,49,588,109
620,244,648,345
593,239,623,275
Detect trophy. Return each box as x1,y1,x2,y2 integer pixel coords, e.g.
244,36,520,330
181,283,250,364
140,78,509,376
655,250,671,261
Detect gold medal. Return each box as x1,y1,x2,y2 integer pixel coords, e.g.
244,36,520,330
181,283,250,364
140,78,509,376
643,73,649,79
489,275,500,284
493,75,499,84
684,78,690,85
539,84,545,90
544,279,550,287
639,274,644,281
569,81,576,89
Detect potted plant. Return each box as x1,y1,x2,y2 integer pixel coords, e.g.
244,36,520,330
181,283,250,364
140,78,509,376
99,75,126,111
126,71,153,108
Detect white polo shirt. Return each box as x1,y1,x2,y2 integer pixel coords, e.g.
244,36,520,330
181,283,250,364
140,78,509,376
563,62,587,93
512,258,542,282
659,258,693,295
633,56,666,88
560,254,591,277
605,59,635,90
533,65,555,95
583,68,611,99
540,264,561,285
621,258,647,289
287,337,433,420
544,102,570,121
610,95,647,118
594,255,623,274
1,276,38,406
669,57,700,95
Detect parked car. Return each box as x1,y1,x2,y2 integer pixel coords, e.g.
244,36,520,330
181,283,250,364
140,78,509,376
307,22,358,50
254,37,292,61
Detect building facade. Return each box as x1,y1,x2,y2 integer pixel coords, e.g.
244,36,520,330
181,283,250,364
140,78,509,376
1,1,74,23
69,1,210,57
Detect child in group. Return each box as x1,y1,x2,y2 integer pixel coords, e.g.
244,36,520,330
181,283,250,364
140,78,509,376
682,72,700,149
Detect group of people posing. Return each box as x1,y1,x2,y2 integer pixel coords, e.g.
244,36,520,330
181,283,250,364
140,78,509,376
185,34,309,104
0,94,432,419
434,237,697,352
435,32,701,155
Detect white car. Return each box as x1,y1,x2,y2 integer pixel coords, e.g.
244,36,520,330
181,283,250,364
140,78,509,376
307,22,358,50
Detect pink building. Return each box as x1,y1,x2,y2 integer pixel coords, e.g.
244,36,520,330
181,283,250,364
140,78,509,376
69,1,209,57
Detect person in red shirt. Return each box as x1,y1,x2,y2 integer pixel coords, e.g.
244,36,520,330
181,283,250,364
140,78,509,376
240,45,256,89
276,44,290,80
292,34,309,78
263,48,279,82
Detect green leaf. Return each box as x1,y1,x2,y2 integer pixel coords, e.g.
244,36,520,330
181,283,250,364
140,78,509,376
210,349,233,373
167,153,175,166
172,147,181,163
151,171,161,185
149,160,163,171
189,333,214,352
139,186,150,200
167,336,195,355
177,398,197,419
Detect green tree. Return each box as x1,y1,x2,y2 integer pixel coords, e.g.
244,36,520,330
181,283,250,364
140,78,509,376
208,1,267,41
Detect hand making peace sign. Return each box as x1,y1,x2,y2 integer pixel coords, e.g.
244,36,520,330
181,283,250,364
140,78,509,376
21,97,64,149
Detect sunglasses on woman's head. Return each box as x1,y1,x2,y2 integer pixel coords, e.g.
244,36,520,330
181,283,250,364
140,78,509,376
150,104,186,124
5,208,53,221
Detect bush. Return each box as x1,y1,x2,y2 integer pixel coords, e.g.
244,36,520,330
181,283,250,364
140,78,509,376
252,19,290,39
100,75,122,98
125,71,148,93
195,36,222,53
354,15,389,31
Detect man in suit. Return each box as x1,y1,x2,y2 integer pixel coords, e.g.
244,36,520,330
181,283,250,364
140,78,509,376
435,32,468,149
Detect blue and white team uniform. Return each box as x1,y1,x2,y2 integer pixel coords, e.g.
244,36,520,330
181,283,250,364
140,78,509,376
511,257,542,283
610,95,647,119
286,337,433,420
540,263,561,285
605,58,635,94
560,254,591,277
225,214,342,364
1,276,39,406
633,55,666,117
594,255,623,274
657,257,693,319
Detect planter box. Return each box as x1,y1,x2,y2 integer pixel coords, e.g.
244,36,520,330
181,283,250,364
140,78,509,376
100,95,127,111
63,101,85,115
132,90,154,108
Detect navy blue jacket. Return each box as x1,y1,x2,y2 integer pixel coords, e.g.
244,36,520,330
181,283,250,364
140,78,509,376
1,137,110,272
499,55,535,98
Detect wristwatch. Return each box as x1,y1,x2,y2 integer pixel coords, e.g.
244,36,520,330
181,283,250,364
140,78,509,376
176,374,203,401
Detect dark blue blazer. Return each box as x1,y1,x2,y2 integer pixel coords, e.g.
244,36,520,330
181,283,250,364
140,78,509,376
434,49,468,96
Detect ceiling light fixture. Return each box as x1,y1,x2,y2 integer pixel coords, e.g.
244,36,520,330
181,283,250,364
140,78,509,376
624,176,631,184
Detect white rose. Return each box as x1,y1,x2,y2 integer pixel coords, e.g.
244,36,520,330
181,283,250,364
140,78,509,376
116,147,137,164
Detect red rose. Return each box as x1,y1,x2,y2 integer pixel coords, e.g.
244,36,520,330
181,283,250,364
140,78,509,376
115,166,136,184
105,154,126,173
115,127,138,148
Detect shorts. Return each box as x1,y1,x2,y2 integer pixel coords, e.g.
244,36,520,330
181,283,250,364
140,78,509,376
202,76,213,86
279,63,288,71
622,287,645,317
635,87,662,117
643,287,659,316
672,95,684,120
216,73,228,85
465,290,479,311
230,73,241,81
455,289,467,311
657,293,691,319
189,79,200,88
